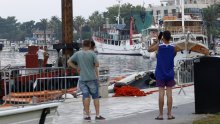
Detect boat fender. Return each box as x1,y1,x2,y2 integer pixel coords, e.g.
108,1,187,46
135,76,139,80
39,108,50,124
145,72,156,86
148,72,156,80
61,93,74,99
135,74,142,80
149,79,156,85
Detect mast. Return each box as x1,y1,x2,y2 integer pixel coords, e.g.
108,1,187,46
181,0,188,58
116,0,122,24
181,0,185,34
130,16,134,45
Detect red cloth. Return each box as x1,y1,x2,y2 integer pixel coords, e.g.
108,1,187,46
113,86,146,97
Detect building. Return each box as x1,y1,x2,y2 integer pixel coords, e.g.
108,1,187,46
146,0,219,24
32,30,55,44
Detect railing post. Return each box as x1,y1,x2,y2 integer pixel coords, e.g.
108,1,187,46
64,67,67,100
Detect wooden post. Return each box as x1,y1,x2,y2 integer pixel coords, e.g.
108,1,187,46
61,0,73,67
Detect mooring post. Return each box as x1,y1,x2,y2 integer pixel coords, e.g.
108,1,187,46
61,0,73,67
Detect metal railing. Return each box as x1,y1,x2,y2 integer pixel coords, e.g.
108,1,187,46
165,26,204,35
175,58,194,95
0,67,78,106
176,58,194,84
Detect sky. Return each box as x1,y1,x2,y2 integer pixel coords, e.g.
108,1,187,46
0,0,160,23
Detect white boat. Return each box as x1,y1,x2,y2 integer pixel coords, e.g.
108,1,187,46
108,71,156,92
140,25,159,58
0,103,60,124
92,1,143,55
173,32,209,64
93,31,142,55
163,15,209,65
0,67,77,124
141,0,210,66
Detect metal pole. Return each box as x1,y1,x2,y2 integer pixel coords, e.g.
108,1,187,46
116,0,122,25
181,0,185,34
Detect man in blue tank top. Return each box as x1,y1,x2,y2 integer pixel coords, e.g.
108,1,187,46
148,30,182,120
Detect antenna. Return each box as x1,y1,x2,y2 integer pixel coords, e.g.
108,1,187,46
116,0,122,24
142,0,145,8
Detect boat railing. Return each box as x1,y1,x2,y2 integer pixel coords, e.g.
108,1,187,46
0,67,78,106
0,64,11,71
93,32,130,40
165,26,204,35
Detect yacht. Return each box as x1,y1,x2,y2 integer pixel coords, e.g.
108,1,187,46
141,0,215,65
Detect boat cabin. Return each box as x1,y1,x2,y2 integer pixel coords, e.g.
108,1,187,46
164,19,204,35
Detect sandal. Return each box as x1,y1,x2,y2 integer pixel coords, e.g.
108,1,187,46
155,116,163,120
168,116,175,120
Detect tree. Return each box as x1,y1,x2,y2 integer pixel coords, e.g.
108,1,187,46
73,16,86,41
105,3,142,29
203,4,220,43
48,16,62,41
88,11,105,32
40,18,48,44
19,20,35,38
0,16,21,41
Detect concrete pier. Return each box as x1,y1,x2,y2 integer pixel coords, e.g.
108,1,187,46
53,85,207,124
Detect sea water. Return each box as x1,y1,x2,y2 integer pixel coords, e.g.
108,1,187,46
0,50,156,77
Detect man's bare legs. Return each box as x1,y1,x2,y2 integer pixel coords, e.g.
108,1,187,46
94,99,100,116
158,87,165,118
83,98,90,117
83,97,90,114
166,87,173,118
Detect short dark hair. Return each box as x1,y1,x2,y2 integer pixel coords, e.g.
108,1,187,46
163,30,171,41
91,40,95,49
83,39,91,47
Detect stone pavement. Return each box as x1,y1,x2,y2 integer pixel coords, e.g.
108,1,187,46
95,102,207,124
53,85,207,124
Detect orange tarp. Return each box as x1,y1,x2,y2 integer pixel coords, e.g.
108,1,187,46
3,87,77,103
10,90,64,98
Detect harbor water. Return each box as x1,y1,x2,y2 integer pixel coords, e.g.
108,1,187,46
0,50,156,77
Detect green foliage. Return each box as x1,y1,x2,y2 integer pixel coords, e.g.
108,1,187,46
0,16,62,42
0,16,20,40
203,4,220,40
48,16,62,41
104,3,143,29
19,20,35,38
73,16,86,41
0,3,149,41
88,11,105,32
193,114,220,124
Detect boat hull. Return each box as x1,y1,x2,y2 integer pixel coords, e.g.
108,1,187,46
0,103,60,124
108,71,156,92
95,43,142,55
19,47,28,52
93,36,142,56
140,49,150,58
